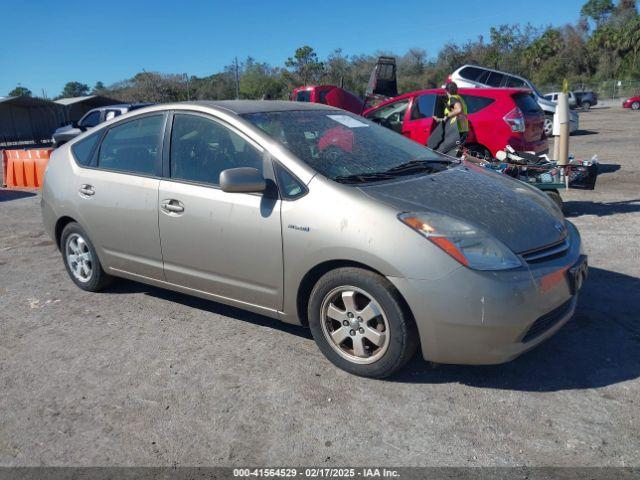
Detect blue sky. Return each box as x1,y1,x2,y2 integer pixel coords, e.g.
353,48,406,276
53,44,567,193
1,0,585,98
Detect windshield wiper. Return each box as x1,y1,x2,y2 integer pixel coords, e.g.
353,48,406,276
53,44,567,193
333,172,397,184
385,159,452,174
333,159,454,184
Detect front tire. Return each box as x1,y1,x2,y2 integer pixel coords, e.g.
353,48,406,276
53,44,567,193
546,190,564,212
582,101,591,110
632,102,640,110
308,267,418,378
61,222,113,291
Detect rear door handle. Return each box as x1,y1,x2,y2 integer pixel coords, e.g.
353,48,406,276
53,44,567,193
79,184,95,196
160,199,185,214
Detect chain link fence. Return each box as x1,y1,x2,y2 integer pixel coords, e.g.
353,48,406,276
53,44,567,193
539,80,640,104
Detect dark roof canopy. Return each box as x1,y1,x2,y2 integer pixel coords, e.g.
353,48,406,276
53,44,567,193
0,96,61,108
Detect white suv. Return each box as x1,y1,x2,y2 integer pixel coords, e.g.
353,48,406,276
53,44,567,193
450,65,579,136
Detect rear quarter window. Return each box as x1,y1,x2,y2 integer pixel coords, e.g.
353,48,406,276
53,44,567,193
514,93,543,114
461,95,495,114
71,132,101,166
503,76,527,88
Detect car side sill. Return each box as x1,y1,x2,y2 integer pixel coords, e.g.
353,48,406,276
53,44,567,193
108,267,284,321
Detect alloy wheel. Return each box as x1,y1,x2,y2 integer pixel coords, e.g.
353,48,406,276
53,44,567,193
543,117,553,136
320,286,390,365
66,233,93,283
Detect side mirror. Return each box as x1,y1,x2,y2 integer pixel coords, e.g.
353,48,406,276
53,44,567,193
220,167,266,193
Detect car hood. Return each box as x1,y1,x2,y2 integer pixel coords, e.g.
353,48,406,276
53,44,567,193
359,164,566,253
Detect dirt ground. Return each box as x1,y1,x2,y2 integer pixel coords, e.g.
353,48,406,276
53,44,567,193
0,107,639,467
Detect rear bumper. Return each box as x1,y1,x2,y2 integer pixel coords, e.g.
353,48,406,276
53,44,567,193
389,222,584,365
509,136,548,155
41,194,57,246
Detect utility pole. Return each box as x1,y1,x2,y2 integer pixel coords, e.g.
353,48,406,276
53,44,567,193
184,73,191,100
234,57,240,100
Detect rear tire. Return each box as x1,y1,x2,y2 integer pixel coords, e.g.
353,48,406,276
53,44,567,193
582,101,591,110
307,267,419,378
60,222,113,292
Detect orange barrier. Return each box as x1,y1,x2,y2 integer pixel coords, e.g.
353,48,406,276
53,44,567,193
2,148,53,189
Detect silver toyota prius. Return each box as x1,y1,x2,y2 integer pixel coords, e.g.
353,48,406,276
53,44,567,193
41,101,588,378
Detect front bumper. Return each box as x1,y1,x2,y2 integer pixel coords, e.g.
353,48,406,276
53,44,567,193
389,222,585,365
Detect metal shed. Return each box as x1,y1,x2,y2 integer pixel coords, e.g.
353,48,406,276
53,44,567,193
0,96,66,147
55,95,122,124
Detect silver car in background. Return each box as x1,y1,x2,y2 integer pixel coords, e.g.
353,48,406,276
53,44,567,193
41,101,588,378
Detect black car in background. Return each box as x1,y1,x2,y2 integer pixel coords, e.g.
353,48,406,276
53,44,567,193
574,91,598,109
52,103,152,146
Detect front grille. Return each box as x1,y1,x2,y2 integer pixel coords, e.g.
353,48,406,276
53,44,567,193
521,238,570,264
521,298,574,343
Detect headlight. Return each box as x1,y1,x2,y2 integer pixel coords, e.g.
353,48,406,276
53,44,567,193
399,212,522,271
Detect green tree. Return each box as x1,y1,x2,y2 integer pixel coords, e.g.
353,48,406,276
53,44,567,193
239,57,283,99
581,0,615,27
8,86,32,97
59,81,90,98
285,46,324,85
92,81,106,94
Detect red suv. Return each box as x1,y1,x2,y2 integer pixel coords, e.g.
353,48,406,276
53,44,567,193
363,88,547,157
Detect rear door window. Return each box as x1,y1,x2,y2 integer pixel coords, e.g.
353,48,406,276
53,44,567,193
485,72,505,87
476,70,490,84
461,95,495,114
97,115,164,175
459,66,485,82
514,93,543,114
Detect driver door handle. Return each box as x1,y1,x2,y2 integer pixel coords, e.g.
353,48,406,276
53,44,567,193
160,199,185,214
79,184,95,196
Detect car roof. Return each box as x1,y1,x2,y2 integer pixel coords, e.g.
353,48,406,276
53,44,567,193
457,64,529,81
85,102,153,113
183,100,339,114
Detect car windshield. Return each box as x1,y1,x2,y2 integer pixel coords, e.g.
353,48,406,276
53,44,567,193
243,110,446,182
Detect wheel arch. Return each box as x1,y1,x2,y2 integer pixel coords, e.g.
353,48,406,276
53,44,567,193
54,216,77,250
465,142,492,159
295,259,415,328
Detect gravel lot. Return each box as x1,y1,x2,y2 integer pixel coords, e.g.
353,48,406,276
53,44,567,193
1,107,639,467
